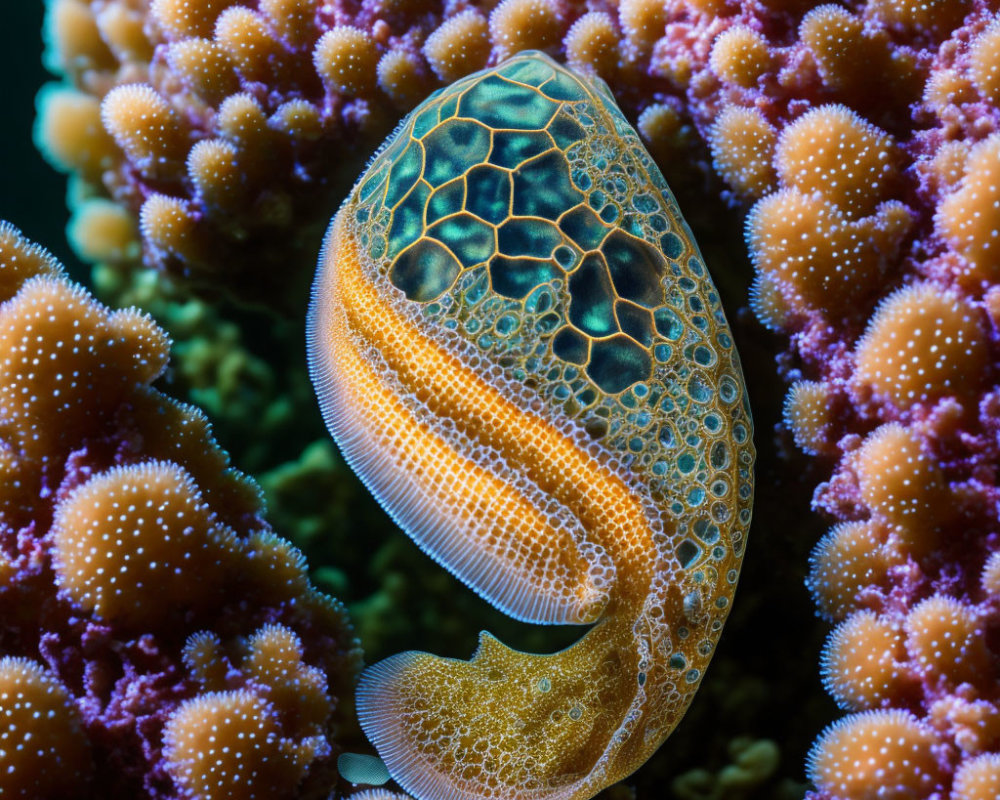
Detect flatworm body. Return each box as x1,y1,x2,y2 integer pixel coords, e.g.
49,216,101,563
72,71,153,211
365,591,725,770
308,52,754,800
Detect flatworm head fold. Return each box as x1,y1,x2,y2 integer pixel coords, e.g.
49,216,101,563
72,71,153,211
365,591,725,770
308,51,754,800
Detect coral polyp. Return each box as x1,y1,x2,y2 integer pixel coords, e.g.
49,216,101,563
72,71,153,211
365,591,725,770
0,221,361,798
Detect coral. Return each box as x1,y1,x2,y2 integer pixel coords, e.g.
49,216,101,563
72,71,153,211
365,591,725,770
0,221,361,797
709,27,772,90
807,710,943,800
853,285,988,410
163,689,319,800
564,12,620,79
686,0,1000,796
952,753,1000,800
422,10,490,84
163,624,332,800
806,520,895,622
488,0,563,60
774,106,898,218
27,0,1000,797
50,461,238,627
708,107,777,199
747,187,912,318
782,380,836,456
904,595,990,687
853,423,952,553
0,656,92,798
314,27,380,95
820,611,903,710
309,52,754,800
937,134,1000,289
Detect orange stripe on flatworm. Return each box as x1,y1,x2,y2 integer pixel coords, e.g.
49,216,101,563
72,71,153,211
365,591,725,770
326,308,615,615
324,211,658,591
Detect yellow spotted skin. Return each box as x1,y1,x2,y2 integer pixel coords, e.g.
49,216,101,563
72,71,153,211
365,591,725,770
308,52,754,800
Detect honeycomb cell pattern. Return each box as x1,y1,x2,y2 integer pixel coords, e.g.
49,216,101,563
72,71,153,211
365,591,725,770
309,51,754,800
351,52,750,508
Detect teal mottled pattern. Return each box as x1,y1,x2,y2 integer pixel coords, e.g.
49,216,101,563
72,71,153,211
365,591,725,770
350,52,752,556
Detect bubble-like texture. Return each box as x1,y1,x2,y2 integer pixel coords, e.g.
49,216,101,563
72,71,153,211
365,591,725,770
309,52,753,800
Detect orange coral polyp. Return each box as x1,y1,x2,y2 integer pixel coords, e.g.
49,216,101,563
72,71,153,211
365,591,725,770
969,21,1000,104
260,0,320,47
34,86,115,180
564,12,620,79
807,709,943,800
783,380,835,456
618,0,666,53
853,283,988,410
709,27,773,88
806,520,891,621
488,0,563,60
51,460,237,626
100,84,187,178
166,38,241,105
854,423,950,555
746,188,911,315
44,0,117,75
187,138,244,211
775,105,897,218
0,221,64,300
868,0,971,38
0,657,92,797
376,48,426,108
214,6,286,84
150,0,241,41
820,610,902,710
938,135,1000,287
313,26,379,95
952,753,1000,800
163,689,325,800
904,595,990,687
422,10,491,83
0,275,168,463
139,194,205,265
709,106,777,198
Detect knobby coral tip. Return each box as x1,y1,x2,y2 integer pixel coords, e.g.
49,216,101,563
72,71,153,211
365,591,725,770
0,657,92,798
807,709,942,800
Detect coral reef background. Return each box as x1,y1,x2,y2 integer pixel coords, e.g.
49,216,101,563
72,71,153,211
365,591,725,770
0,3,863,800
